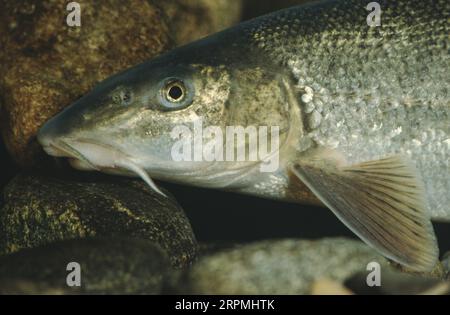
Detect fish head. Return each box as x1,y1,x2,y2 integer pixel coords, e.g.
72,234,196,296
38,35,294,189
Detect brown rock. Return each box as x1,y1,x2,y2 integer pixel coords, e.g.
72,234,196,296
0,0,172,166
160,0,243,46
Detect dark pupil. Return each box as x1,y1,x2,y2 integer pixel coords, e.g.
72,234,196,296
168,85,183,101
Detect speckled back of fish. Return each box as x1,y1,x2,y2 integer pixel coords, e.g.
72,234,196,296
242,0,449,220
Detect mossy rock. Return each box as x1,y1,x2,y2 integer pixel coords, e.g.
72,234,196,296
0,171,197,268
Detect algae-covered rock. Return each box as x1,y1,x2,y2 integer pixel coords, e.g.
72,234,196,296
0,0,172,166
0,171,197,268
175,238,390,294
0,238,170,294
160,0,243,46
0,137,18,198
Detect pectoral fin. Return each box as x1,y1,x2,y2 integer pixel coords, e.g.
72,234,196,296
290,154,439,272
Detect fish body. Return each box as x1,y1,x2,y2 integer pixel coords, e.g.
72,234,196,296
241,0,450,220
38,0,449,271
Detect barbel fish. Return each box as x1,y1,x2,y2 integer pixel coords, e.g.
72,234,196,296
38,0,449,271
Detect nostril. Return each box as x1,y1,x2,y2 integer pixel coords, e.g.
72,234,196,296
37,96,88,153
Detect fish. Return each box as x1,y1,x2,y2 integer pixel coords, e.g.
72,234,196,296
37,0,449,272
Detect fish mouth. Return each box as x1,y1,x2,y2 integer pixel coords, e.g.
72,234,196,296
42,139,121,172
42,140,100,171
41,138,166,196
41,138,282,194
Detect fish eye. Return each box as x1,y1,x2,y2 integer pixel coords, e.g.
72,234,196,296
158,78,194,111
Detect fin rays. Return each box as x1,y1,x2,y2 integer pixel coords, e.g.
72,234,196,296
291,155,439,272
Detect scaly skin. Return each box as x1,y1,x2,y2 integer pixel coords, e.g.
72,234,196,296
238,0,450,221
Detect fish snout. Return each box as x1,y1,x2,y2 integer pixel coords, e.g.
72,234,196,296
38,92,98,150
38,115,63,146
37,111,78,157
37,119,57,149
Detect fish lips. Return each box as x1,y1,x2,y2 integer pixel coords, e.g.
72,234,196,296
39,138,124,171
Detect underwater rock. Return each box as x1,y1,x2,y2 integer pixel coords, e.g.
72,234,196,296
160,0,243,46
345,269,450,295
174,238,391,294
0,238,170,294
0,137,18,195
0,0,172,166
0,171,197,268
310,278,354,295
